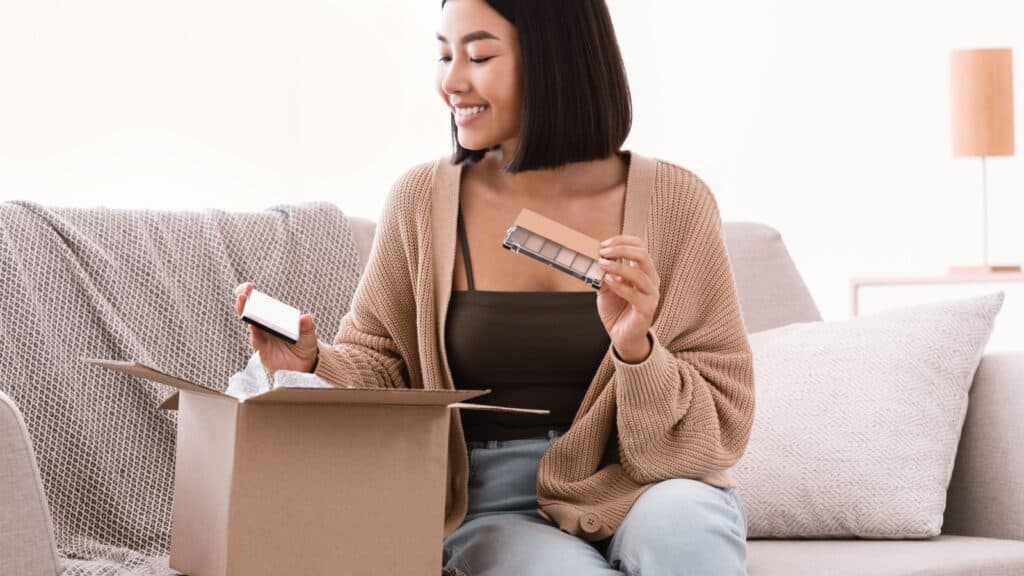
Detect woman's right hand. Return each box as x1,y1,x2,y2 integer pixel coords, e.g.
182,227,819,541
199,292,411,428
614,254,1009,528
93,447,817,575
234,282,319,373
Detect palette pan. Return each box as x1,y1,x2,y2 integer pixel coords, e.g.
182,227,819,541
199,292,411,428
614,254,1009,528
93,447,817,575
501,208,608,289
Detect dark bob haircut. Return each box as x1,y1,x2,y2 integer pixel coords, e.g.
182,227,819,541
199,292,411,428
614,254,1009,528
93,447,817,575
441,0,632,173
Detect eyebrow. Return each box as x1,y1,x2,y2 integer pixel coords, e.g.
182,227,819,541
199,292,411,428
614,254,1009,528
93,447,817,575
435,30,501,44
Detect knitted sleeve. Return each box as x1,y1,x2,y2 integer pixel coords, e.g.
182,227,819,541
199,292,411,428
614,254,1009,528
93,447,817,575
313,165,432,389
612,171,755,484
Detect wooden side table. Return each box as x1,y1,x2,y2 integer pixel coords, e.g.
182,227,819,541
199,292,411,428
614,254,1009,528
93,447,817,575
850,271,1024,317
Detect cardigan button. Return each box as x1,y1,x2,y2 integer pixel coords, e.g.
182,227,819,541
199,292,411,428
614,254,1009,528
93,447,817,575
579,512,602,535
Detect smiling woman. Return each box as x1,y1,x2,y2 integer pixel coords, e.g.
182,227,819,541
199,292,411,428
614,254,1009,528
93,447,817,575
244,0,755,574
430,4,752,576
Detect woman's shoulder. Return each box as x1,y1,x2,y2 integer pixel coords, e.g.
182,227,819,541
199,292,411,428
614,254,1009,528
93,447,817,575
637,154,721,229
646,155,714,201
376,157,449,220
385,154,469,204
375,155,461,238
386,158,444,198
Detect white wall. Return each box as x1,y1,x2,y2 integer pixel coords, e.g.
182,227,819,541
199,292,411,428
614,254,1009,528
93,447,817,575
1,0,1022,332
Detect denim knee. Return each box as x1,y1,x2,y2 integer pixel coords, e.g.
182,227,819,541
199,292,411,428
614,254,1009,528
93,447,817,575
606,478,747,576
444,512,622,576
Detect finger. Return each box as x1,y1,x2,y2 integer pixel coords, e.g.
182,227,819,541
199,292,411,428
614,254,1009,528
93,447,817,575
598,257,656,295
236,293,246,316
602,273,644,307
250,323,267,350
234,282,253,297
600,234,642,246
597,245,658,283
600,235,643,248
299,313,315,335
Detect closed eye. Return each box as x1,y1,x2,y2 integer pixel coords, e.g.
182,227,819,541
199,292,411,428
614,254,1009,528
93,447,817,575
438,56,495,64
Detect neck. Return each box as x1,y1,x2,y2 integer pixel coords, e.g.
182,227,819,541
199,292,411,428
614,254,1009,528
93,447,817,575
486,144,628,200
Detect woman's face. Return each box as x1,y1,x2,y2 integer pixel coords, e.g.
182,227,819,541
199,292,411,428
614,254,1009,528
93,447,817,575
436,0,521,154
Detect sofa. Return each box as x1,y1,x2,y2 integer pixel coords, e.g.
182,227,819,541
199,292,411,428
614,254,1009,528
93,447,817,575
2,206,1023,575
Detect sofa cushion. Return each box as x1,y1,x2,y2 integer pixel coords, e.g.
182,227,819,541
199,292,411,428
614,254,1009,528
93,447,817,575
943,351,1024,542
0,391,61,576
748,535,1024,576
347,215,377,272
732,292,1004,538
722,222,823,332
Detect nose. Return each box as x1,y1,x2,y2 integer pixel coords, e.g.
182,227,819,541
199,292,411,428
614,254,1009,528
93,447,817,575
441,57,469,96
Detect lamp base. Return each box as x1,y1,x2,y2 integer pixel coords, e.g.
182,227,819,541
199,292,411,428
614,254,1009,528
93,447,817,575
948,264,1022,275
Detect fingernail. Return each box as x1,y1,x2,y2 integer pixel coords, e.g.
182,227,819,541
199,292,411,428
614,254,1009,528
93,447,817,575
598,258,611,265
599,247,611,255
600,239,610,247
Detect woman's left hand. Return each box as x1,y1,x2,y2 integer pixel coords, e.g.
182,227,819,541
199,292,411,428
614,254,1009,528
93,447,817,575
595,235,660,363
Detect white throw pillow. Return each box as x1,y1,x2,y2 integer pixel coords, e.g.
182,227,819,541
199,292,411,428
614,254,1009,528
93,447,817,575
732,291,1004,538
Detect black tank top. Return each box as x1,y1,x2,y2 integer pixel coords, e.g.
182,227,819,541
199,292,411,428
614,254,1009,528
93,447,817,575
446,202,611,442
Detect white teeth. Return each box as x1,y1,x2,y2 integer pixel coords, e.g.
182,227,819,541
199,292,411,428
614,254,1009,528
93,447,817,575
455,105,488,116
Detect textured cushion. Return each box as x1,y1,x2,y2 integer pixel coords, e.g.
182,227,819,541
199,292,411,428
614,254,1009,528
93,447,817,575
748,535,1024,576
732,291,1004,538
61,556,179,576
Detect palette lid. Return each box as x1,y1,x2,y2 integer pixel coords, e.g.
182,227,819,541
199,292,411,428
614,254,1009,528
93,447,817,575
512,208,603,260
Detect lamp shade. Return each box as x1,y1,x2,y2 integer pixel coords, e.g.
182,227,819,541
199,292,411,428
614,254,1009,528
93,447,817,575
950,48,1015,158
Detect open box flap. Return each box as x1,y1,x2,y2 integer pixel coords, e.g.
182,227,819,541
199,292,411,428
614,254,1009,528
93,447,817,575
83,358,225,412
83,358,222,396
159,389,548,412
82,358,551,414
450,403,549,415
242,386,491,406
158,393,180,411
241,389,551,413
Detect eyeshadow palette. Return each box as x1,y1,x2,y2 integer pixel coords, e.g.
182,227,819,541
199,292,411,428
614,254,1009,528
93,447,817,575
501,208,607,289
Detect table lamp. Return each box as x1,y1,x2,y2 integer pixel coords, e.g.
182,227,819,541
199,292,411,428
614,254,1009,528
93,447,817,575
949,47,1018,275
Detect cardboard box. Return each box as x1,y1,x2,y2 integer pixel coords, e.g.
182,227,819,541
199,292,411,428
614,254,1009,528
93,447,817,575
84,358,547,576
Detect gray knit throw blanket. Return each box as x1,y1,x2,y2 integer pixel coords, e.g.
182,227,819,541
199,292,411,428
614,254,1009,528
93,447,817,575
0,201,362,575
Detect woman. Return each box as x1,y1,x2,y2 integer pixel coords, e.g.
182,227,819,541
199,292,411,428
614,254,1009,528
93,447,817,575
235,0,754,574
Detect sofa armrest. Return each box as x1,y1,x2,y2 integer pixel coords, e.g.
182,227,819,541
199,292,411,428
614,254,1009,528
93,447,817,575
943,351,1024,541
0,390,61,575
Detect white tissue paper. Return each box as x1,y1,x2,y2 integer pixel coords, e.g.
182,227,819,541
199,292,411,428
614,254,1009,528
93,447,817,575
224,351,336,401
273,366,335,389
224,351,271,400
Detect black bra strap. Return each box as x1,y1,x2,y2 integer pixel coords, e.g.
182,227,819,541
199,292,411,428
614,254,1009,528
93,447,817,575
456,203,475,291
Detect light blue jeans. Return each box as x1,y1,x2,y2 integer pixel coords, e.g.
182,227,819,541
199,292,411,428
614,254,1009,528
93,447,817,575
442,429,749,576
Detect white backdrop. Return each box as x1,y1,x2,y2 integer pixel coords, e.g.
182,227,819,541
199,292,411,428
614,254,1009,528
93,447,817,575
1,0,1022,330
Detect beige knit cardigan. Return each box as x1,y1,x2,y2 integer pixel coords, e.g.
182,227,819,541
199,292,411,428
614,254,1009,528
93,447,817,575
313,150,755,542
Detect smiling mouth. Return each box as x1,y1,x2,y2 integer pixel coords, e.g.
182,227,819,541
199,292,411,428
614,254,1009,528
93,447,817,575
454,105,489,118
